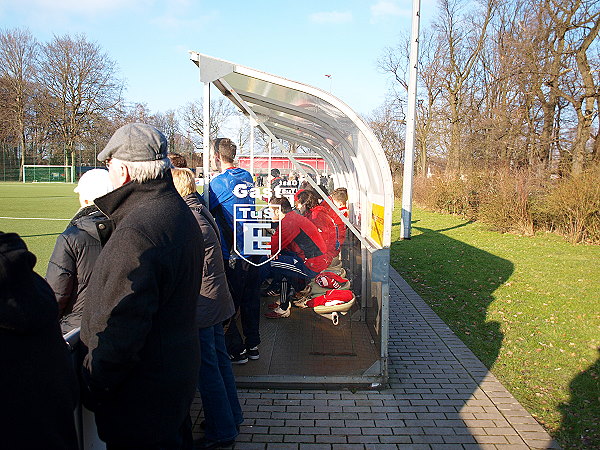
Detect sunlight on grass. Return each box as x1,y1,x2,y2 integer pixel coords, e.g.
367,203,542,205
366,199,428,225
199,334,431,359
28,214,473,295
391,205,599,449
0,182,79,272
2,183,598,448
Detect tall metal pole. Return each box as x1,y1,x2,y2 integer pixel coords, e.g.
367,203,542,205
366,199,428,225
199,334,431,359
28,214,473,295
401,0,422,239
250,118,255,179
268,137,272,185
203,82,211,207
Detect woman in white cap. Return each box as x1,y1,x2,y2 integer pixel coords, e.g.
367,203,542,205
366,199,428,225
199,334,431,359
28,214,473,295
46,168,114,334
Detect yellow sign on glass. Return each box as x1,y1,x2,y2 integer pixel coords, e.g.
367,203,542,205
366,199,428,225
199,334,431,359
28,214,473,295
370,203,385,247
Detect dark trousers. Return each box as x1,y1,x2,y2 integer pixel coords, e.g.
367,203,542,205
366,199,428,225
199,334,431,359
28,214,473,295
105,415,192,450
224,258,261,355
263,251,318,310
263,251,317,289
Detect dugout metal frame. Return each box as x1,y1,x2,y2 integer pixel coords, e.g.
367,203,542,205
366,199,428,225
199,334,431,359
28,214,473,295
190,52,393,387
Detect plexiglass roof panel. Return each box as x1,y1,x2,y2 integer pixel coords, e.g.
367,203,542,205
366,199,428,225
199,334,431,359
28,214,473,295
226,72,350,125
190,52,394,249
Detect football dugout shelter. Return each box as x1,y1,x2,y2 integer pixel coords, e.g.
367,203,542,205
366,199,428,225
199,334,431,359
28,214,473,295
190,52,394,388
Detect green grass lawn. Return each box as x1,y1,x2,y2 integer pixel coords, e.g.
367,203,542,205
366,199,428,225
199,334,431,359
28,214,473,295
2,182,598,448
391,206,599,449
0,182,79,273
0,181,207,272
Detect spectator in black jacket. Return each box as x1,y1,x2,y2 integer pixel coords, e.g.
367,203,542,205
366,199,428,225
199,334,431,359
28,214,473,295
46,168,113,334
80,123,204,449
0,232,79,450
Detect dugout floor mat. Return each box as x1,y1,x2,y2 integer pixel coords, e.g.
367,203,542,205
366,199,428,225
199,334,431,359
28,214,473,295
232,296,379,381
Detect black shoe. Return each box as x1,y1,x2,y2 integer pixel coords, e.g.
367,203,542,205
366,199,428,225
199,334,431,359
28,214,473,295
247,346,259,360
194,437,235,449
229,349,249,365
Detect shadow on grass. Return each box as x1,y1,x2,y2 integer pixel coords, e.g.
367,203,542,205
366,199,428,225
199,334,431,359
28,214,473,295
385,225,533,446
393,223,597,448
392,225,511,368
558,350,600,448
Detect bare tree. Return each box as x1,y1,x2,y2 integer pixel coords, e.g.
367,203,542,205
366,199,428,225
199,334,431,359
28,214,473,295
368,100,405,181
179,97,238,148
153,109,179,151
471,0,534,170
0,28,38,179
522,0,581,172
379,28,445,176
553,0,600,174
121,102,154,125
231,115,251,153
36,34,123,176
435,0,496,174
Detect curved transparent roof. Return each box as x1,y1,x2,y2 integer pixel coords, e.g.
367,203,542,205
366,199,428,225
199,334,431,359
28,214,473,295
190,52,393,249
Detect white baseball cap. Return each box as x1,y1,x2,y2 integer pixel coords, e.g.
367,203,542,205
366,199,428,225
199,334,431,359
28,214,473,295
74,169,114,201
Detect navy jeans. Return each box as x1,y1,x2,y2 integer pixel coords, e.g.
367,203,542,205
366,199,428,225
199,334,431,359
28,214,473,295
198,324,243,442
224,258,261,355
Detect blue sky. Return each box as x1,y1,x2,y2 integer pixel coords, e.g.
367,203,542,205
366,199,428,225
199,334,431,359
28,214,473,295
0,0,435,117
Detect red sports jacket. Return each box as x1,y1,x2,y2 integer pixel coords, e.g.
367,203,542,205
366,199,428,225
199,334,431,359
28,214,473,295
321,199,348,246
270,210,329,273
306,205,338,262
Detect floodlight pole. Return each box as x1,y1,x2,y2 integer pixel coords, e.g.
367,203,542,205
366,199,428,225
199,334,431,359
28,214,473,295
401,0,421,239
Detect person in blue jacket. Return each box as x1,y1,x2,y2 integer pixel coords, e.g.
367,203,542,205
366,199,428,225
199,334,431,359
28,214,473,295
209,137,261,364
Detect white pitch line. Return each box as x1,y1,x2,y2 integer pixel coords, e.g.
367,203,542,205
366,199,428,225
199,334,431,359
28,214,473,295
0,216,70,221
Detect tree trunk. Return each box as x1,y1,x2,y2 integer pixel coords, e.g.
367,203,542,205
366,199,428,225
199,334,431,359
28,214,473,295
571,95,595,175
447,92,461,174
537,100,556,169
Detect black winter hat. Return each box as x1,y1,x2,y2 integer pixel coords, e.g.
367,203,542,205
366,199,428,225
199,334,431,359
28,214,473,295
0,232,37,288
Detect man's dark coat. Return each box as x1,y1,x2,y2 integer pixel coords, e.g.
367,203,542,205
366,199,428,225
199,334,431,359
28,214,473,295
80,172,204,446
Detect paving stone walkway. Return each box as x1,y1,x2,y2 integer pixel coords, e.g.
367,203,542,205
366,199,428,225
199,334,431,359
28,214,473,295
194,269,560,449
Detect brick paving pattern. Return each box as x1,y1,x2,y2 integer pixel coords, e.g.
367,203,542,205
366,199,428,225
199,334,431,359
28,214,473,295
193,269,560,449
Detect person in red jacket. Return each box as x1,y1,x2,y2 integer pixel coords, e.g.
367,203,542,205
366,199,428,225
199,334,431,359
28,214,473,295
264,196,328,318
295,190,338,263
320,187,349,249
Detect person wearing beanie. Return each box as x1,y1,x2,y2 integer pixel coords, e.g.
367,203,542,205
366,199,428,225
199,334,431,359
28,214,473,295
46,168,114,334
0,232,78,450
